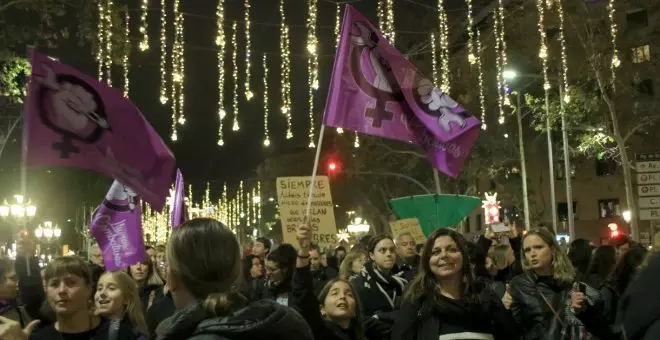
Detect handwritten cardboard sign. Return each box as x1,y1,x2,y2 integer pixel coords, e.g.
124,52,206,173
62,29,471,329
276,176,338,248
389,218,426,244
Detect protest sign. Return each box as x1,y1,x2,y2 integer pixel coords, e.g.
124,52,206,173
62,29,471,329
389,218,426,244
276,176,338,248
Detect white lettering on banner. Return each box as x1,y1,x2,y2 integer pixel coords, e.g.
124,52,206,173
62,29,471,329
276,176,338,248
96,215,132,268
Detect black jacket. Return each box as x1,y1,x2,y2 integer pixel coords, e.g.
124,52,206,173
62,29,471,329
476,235,523,283
349,262,407,319
391,289,521,340
617,253,660,340
509,271,599,340
156,299,314,340
147,291,176,336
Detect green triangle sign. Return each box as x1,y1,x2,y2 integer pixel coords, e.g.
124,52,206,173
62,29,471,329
390,194,481,237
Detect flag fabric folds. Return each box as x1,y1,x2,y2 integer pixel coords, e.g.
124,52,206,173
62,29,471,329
23,48,175,210
323,5,481,178
170,169,186,229
90,180,147,271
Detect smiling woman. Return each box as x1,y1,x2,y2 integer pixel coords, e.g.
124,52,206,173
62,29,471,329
94,271,148,338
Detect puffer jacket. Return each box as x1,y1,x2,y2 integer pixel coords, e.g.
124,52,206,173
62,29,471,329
509,271,600,340
156,298,314,340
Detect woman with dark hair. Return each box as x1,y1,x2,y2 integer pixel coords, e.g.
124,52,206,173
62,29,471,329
241,254,264,301
254,244,298,306
568,238,593,278
577,246,648,339
583,245,617,288
127,258,164,314
392,228,519,340
293,224,368,340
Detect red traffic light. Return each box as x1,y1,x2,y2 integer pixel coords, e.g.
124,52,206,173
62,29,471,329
610,229,620,238
327,161,340,174
328,162,337,171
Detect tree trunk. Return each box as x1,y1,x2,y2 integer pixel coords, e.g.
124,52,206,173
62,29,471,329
615,134,638,239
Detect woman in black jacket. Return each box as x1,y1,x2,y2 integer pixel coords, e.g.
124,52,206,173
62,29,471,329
510,228,601,340
392,228,520,340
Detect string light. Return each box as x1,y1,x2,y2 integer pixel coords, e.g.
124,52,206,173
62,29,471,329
307,0,319,148
176,3,185,126
476,29,486,130
159,0,168,104
96,0,106,82
385,0,395,44
437,0,450,93
216,0,226,146
244,0,253,100
123,11,130,97
280,0,293,139
536,0,550,93
170,0,185,141
263,53,271,147
139,0,149,51
103,0,113,85
255,181,261,224
557,0,569,103
608,0,619,91
239,181,244,223
230,22,240,132
431,33,439,86
377,0,385,34
335,4,343,135
354,133,360,148
466,0,476,64
493,6,505,125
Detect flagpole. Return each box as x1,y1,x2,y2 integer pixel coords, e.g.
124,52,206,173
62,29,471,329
432,169,442,194
305,124,327,218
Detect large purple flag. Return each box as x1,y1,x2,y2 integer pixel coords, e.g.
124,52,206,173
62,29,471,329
90,180,147,271
323,6,481,178
23,48,175,210
170,169,186,228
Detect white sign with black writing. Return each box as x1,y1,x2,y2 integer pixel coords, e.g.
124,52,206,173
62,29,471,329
638,184,660,197
639,209,660,221
639,196,660,209
637,161,660,173
637,172,660,185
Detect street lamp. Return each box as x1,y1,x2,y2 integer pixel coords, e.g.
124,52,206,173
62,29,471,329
503,69,518,80
0,195,37,219
622,210,632,224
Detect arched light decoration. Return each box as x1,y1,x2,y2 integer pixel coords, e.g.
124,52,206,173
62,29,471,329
244,0,254,100
216,0,226,146
159,0,168,104
96,0,113,85
431,33,439,86
230,22,240,132
263,53,271,147
385,0,395,43
307,0,319,148
493,6,505,126
465,0,476,64
170,0,185,141
608,0,620,91
536,0,551,92
123,11,130,97
139,0,149,51
437,0,450,93
104,0,113,85
280,0,292,139
476,29,486,130
557,0,569,103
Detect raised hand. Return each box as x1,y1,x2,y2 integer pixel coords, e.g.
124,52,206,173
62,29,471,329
0,316,40,340
571,283,586,313
297,223,312,250
501,284,513,310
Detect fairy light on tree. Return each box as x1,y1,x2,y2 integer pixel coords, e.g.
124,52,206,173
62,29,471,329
536,0,550,93
493,8,505,125
123,11,130,97
244,0,253,100
169,0,185,141
280,0,292,139
230,22,240,132
437,0,450,93
557,0,569,103
159,0,168,104
334,4,343,135
466,0,476,64
377,0,385,34
216,0,226,146
431,33,439,86
306,0,319,148
263,53,271,147
138,0,149,51
385,0,395,43
476,29,486,130
354,133,360,148
608,0,619,90
103,0,113,86
176,5,185,126
96,1,106,82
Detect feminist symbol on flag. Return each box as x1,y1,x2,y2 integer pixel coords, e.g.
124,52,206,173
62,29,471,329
34,65,112,158
349,22,403,128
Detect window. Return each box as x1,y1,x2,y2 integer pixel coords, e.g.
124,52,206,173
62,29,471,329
598,199,621,218
626,9,648,30
635,78,654,95
596,158,617,176
631,45,651,64
557,202,578,221
556,162,576,180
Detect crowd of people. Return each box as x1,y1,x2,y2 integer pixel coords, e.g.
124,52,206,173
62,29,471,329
0,219,658,339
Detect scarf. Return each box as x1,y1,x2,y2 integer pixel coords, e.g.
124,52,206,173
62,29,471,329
360,261,408,309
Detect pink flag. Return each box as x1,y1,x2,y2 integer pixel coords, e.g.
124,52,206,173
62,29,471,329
170,169,186,228
323,6,481,178
90,180,147,271
23,48,175,210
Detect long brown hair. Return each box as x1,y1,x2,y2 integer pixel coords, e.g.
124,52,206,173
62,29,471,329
339,250,366,280
520,228,574,285
317,279,364,340
97,271,148,336
404,228,479,305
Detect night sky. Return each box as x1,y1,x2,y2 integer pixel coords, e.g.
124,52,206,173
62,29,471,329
0,0,495,236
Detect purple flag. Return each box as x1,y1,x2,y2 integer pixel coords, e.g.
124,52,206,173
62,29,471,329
23,48,175,210
323,6,481,178
90,180,147,271
170,169,186,228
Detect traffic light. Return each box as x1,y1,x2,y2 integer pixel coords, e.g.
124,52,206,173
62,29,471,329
327,160,340,175
608,223,620,239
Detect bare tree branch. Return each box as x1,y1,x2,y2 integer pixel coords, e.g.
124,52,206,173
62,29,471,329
624,116,660,142
0,0,29,13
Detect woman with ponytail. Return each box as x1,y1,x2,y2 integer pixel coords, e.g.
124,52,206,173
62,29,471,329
155,218,314,340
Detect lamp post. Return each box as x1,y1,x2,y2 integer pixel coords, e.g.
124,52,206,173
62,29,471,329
35,221,61,260
0,195,37,275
